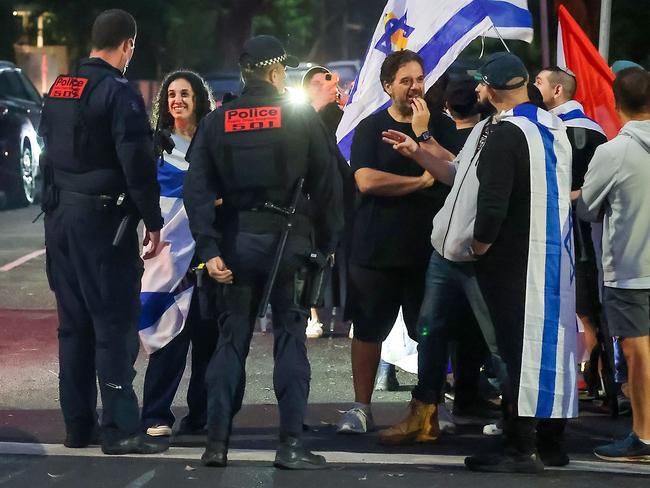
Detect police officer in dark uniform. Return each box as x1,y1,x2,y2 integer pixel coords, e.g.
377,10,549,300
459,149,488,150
39,9,166,455
184,35,343,469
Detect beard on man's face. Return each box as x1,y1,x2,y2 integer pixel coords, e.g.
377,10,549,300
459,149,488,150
476,96,495,118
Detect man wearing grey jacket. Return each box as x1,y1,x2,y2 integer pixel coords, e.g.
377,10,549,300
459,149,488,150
578,67,650,463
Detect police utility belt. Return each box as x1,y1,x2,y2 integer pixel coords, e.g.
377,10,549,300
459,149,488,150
57,190,128,211
57,190,133,247
222,209,312,237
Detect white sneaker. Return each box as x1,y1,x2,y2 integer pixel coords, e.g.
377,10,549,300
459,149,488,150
337,407,374,434
146,424,172,437
482,420,503,436
438,403,457,435
348,323,354,339
306,318,324,338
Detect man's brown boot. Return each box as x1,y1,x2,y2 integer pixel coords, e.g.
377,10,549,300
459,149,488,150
377,399,439,445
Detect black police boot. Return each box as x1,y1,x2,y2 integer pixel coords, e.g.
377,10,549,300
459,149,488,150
464,450,544,474
274,435,326,470
101,434,169,455
64,426,100,448
202,440,228,467
176,417,207,437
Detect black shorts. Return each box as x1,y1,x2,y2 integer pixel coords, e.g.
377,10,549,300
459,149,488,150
575,260,600,316
603,287,650,338
345,264,426,343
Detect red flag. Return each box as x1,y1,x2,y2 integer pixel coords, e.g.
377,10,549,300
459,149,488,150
557,5,621,139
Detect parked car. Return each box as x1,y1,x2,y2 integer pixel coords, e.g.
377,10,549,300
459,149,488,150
325,59,361,95
205,72,242,106
0,61,42,207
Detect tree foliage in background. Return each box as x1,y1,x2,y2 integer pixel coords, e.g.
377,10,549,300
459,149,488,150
1,0,648,78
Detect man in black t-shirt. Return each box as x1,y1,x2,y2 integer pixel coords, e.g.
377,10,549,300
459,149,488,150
337,50,456,434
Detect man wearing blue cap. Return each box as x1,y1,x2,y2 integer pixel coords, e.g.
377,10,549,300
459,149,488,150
468,52,577,473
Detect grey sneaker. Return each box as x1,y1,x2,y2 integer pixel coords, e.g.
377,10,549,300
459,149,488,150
337,407,374,434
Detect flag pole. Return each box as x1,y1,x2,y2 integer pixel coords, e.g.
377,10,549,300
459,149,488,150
598,0,612,62
488,22,511,52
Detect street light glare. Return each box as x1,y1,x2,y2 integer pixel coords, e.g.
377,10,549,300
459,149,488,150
286,86,308,106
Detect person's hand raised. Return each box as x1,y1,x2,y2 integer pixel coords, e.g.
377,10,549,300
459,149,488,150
382,129,419,158
411,96,430,136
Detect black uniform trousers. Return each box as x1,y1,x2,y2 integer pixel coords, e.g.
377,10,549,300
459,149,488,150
142,290,218,430
44,197,142,441
476,260,566,456
206,232,312,442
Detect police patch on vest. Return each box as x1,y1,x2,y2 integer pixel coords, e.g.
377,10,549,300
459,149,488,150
224,106,282,133
48,76,89,99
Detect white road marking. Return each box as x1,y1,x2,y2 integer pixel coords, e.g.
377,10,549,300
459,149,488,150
124,469,156,488
0,249,46,272
0,442,649,476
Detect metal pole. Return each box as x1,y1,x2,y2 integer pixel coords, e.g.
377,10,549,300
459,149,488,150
598,0,612,62
540,0,550,67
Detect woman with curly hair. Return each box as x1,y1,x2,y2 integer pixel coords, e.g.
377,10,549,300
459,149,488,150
140,70,216,438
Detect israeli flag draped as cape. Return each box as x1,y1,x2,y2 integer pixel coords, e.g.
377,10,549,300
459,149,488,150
500,104,578,418
139,140,195,355
336,0,533,159
551,100,606,136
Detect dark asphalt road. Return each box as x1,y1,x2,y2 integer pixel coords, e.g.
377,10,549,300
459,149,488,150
1,206,649,486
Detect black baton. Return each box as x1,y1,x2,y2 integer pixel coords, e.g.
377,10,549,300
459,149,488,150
257,178,305,318
112,193,130,247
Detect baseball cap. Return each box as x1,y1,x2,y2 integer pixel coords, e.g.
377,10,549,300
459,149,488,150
474,52,528,90
239,35,299,69
611,60,643,74
301,65,331,89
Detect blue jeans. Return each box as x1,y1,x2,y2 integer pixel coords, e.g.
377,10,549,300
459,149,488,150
412,250,503,404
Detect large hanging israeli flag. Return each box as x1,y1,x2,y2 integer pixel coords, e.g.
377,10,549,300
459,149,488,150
336,0,533,159
501,104,578,418
139,140,196,355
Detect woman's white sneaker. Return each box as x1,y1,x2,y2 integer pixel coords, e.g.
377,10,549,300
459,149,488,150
146,425,172,437
306,318,324,338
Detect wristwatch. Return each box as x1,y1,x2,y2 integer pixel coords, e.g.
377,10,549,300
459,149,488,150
416,130,431,143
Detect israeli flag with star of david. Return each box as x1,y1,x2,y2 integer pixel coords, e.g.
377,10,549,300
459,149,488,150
138,137,196,355
336,0,533,159
500,104,578,418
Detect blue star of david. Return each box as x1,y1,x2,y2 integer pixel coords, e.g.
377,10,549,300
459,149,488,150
374,12,415,55
564,212,576,284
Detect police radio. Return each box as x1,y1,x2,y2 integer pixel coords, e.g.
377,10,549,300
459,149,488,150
154,128,175,157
